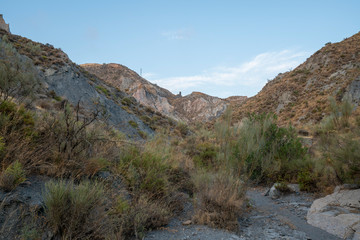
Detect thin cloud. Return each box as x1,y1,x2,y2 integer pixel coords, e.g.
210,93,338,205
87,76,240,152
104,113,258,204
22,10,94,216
148,50,309,97
161,29,193,40
85,27,99,41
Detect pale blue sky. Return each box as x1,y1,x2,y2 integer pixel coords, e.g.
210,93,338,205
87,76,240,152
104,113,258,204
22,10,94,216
2,0,360,97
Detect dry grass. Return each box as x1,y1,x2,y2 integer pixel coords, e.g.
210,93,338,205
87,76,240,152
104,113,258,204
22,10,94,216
43,180,110,240
192,171,246,231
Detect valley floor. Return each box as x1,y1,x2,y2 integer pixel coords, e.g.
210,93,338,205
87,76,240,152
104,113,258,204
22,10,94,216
145,188,340,240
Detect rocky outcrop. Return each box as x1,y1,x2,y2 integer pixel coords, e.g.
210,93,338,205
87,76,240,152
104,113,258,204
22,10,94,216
307,187,360,239
0,14,10,33
173,92,229,122
81,63,244,123
41,64,154,139
81,63,184,120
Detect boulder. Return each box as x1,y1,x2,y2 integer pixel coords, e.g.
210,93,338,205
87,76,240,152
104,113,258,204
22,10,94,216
307,188,360,239
264,183,301,199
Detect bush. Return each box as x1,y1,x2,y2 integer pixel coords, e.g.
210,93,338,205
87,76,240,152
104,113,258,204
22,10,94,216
128,120,138,128
111,195,170,239
192,171,245,231
193,142,218,168
121,97,133,106
0,160,26,191
96,86,110,96
44,180,108,239
214,112,307,183
117,148,169,198
314,96,360,186
297,169,318,192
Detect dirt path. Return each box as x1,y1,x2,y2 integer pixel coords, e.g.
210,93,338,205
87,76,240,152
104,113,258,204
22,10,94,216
244,188,340,240
145,188,341,240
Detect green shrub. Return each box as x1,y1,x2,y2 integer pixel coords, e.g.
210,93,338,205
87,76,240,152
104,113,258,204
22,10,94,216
128,120,138,128
121,97,133,106
193,142,218,168
96,86,110,96
43,180,107,239
298,169,317,192
118,149,169,198
0,160,26,191
274,182,291,193
215,112,307,183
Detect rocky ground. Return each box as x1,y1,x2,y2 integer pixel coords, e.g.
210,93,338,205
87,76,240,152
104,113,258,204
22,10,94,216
145,187,340,240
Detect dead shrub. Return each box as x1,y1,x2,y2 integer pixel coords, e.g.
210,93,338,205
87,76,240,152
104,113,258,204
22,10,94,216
192,171,246,231
111,195,170,239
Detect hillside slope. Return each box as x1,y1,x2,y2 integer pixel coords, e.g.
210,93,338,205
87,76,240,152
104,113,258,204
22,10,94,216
232,32,360,126
0,30,174,139
81,63,244,122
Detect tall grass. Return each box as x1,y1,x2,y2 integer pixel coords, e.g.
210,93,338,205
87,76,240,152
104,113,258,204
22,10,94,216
43,180,108,239
192,171,245,230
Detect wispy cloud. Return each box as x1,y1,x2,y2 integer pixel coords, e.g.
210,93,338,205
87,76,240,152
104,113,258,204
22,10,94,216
85,27,99,41
147,50,309,97
161,29,193,40
142,72,157,79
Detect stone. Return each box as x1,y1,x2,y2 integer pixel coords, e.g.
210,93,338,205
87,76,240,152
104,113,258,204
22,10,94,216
287,184,301,194
307,189,360,239
334,184,360,193
182,220,192,225
268,183,282,199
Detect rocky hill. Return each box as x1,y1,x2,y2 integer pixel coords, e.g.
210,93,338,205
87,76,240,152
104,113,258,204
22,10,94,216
81,63,243,122
231,32,360,126
0,29,175,139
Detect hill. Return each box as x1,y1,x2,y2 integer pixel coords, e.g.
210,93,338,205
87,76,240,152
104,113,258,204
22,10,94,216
231,32,360,126
0,29,175,139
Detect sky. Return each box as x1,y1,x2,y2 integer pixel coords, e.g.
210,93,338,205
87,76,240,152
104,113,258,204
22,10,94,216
2,0,360,98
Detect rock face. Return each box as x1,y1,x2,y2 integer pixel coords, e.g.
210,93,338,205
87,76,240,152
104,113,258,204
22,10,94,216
0,14,10,33
307,187,360,239
81,63,247,123
173,92,229,122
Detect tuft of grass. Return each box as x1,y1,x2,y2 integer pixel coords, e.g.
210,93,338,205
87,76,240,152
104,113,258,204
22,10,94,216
0,160,26,191
128,120,138,128
121,97,133,106
96,86,110,96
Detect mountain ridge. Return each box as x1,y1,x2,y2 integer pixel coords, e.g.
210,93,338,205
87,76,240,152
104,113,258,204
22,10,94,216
81,63,247,122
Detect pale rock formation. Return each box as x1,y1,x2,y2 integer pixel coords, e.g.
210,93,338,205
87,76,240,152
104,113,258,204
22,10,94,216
307,187,360,239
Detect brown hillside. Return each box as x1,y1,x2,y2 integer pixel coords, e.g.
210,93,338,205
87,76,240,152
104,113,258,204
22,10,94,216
232,32,360,126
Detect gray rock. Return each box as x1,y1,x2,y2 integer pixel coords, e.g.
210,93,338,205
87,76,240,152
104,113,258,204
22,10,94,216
334,184,360,193
269,183,282,199
41,64,154,140
307,188,360,239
